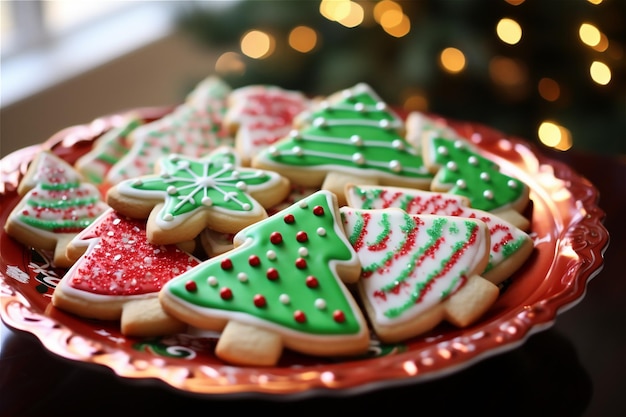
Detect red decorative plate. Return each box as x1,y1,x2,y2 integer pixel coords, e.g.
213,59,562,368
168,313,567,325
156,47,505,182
0,107,608,398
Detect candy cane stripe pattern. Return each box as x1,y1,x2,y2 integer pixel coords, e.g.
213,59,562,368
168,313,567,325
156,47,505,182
159,191,369,366
340,207,498,343
344,184,534,284
106,147,291,245
252,83,433,206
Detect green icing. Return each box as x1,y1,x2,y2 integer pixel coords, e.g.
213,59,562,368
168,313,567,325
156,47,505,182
261,84,433,181
430,137,524,211
166,191,363,335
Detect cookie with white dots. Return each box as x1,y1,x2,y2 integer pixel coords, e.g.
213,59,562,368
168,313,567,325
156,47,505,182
159,190,370,366
106,147,291,245
251,83,433,207
422,134,530,218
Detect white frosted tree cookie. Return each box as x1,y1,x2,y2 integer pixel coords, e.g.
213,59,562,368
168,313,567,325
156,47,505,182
74,113,143,185
105,76,233,185
340,207,498,343
4,151,109,267
106,147,291,245
344,184,533,284
52,209,200,336
422,133,530,217
251,83,433,206
159,191,370,366
224,84,310,166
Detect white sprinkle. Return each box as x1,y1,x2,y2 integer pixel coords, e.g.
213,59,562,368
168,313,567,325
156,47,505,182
379,119,390,129
298,247,308,257
483,190,494,200
167,186,177,195
352,153,365,165
208,276,218,286
446,161,457,171
268,146,279,157
354,102,365,112
114,254,122,261
392,139,405,150
454,140,464,149
437,146,448,156
507,179,518,188
279,294,290,304
290,129,301,139
468,156,478,165
299,201,309,208
133,179,143,186
236,181,247,190
480,172,490,181
112,218,121,225
144,256,152,264
350,134,363,146
201,196,213,206
317,227,326,236
315,298,327,309
376,102,387,111
238,273,248,283
293,146,303,156
242,203,252,210
456,179,467,189
163,213,174,222
266,250,277,260
389,160,402,172
313,117,326,128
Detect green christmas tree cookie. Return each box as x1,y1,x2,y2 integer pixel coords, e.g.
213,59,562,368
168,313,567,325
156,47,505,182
423,134,530,216
252,83,433,206
5,151,109,267
159,190,370,366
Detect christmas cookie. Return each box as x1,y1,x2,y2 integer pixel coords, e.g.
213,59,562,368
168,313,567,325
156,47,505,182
422,134,530,217
251,83,433,206
106,147,291,245
4,151,109,267
52,209,201,336
345,184,533,284
159,190,370,366
405,111,460,150
224,85,310,166
340,207,498,343
105,76,233,186
74,113,143,185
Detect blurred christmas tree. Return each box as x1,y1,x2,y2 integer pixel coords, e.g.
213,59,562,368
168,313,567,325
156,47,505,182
175,0,625,155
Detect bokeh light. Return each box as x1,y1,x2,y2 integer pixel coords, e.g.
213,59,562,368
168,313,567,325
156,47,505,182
289,26,318,53
440,47,466,73
240,29,275,59
215,52,246,76
589,61,611,85
538,77,561,102
579,23,601,47
538,121,572,151
496,18,522,45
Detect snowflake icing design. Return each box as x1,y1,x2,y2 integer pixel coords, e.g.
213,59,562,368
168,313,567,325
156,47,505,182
127,150,277,226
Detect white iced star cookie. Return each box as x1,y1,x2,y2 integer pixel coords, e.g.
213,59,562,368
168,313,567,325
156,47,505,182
106,147,291,245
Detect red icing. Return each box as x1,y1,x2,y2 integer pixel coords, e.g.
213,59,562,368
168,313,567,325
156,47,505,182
185,281,198,292
296,231,308,242
333,310,346,323
283,214,295,224
294,310,306,323
221,258,233,270
220,287,233,300
313,206,324,216
248,255,261,266
295,258,307,269
253,294,267,307
266,268,279,280
68,210,200,296
305,276,319,288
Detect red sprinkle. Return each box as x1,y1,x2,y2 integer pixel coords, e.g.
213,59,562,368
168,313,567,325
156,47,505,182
294,310,306,323
296,231,308,242
221,258,233,270
253,294,267,307
295,258,307,269
185,281,197,292
313,205,324,216
333,310,346,323
220,287,233,300
305,276,319,288
248,255,261,266
283,214,295,224
270,232,283,244
266,268,279,280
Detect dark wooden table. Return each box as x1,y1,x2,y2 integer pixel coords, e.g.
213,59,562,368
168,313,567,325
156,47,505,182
1,149,624,417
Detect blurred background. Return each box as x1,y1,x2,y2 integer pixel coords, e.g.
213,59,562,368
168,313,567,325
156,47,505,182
1,0,624,158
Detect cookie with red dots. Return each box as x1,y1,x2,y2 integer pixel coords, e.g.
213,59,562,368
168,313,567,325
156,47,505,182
4,151,109,267
159,190,370,366
52,209,201,337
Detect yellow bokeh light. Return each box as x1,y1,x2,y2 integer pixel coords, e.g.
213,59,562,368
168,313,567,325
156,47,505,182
496,18,522,45
592,32,609,52
587,0,603,4
289,26,318,53
440,47,466,73
590,61,611,85
538,77,560,102
382,13,410,37
489,56,527,87
337,1,364,28
240,30,274,59
505,0,525,4
320,0,351,22
215,52,246,76
403,92,429,112
538,121,572,150
374,0,402,23
380,8,404,28
579,23,601,47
